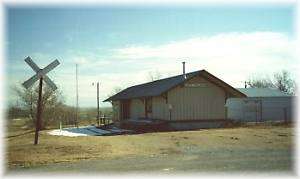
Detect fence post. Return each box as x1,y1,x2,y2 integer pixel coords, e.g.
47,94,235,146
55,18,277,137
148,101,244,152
260,99,263,122
284,107,287,123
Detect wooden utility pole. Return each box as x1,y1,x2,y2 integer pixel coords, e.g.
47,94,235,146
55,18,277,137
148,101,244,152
22,56,60,145
34,77,43,145
93,82,100,126
97,82,100,126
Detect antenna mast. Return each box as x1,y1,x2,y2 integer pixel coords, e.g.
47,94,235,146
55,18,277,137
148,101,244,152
75,63,79,128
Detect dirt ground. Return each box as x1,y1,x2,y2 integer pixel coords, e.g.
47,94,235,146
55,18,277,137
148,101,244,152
5,119,294,173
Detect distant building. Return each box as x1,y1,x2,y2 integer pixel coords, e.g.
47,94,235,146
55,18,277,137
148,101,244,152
104,70,246,130
226,88,294,122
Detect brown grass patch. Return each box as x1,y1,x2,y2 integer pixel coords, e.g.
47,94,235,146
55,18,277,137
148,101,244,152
6,119,293,169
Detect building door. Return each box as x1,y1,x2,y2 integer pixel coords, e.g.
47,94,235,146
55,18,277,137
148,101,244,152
121,100,130,120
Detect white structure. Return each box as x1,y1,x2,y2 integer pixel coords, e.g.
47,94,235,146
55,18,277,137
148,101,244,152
226,88,294,122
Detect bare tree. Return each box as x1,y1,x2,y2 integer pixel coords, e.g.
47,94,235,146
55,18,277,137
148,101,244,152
273,70,296,95
147,70,162,82
248,77,274,88
12,83,65,129
106,86,123,99
247,70,296,95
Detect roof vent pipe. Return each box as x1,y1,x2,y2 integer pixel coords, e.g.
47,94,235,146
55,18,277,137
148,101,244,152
182,61,186,79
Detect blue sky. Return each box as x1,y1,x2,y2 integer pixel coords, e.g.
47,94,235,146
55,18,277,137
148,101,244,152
6,4,296,107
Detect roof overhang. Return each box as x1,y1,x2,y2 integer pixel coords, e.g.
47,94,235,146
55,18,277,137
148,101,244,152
104,69,247,102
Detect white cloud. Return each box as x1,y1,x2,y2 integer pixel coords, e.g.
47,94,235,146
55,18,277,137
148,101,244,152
7,32,298,107
113,32,297,87
73,56,89,65
115,32,293,59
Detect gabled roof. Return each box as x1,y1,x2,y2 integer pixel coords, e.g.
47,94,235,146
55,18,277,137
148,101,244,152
236,88,290,97
104,70,247,102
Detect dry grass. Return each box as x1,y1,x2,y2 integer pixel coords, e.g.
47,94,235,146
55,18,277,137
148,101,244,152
6,119,293,169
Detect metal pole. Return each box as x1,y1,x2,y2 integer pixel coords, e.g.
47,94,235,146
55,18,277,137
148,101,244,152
182,62,185,74
97,82,100,126
34,77,43,145
75,64,78,128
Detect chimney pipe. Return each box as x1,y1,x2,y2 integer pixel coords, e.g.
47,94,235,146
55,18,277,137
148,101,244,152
182,61,186,79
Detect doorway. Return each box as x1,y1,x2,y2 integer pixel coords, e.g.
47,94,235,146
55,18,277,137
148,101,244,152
121,100,130,120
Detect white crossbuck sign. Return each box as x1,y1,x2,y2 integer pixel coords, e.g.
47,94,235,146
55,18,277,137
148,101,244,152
22,57,60,90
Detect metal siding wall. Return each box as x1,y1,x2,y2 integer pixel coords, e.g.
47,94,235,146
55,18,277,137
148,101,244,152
112,101,120,122
226,99,244,121
152,96,168,120
169,121,227,130
130,99,145,119
226,97,294,122
167,75,226,120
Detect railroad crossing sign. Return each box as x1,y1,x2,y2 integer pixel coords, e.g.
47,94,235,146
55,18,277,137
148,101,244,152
22,56,60,145
23,56,60,90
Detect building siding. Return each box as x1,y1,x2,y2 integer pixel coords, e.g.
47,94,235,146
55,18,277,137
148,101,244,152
152,96,168,120
130,99,145,119
167,75,226,120
226,97,294,122
115,75,227,122
112,101,121,122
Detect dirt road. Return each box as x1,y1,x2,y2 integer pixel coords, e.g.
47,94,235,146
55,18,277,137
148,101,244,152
6,122,294,174
8,145,292,174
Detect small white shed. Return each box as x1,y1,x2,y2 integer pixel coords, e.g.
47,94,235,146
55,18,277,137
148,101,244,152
226,88,295,122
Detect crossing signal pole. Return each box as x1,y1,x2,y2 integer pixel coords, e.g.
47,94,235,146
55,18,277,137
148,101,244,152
22,56,60,145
